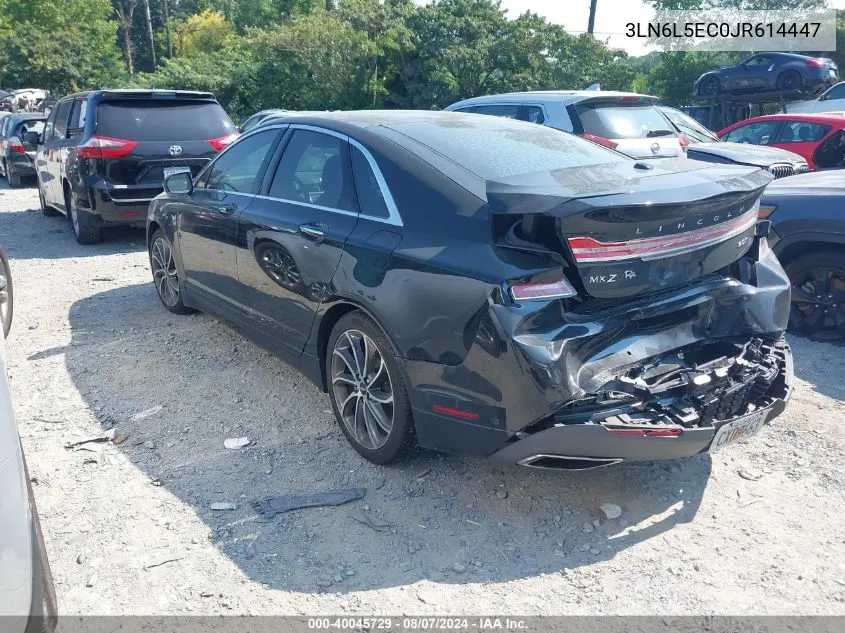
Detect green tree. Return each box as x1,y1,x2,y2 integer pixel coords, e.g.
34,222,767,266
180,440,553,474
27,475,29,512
0,0,124,92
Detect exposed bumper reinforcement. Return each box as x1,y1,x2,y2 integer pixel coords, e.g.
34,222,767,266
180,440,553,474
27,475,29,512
492,340,793,468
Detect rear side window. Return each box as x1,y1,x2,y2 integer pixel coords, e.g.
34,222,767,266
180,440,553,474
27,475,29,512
351,146,389,219
203,129,278,194
269,130,357,212
522,105,545,124
16,120,44,137
390,116,627,180
775,121,830,143
69,99,87,130
52,99,73,140
475,104,520,119
96,100,235,141
574,103,673,140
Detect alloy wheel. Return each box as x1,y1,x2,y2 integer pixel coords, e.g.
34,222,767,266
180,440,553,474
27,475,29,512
331,329,394,450
790,266,845,340
260,247,301,290
151,236,181,308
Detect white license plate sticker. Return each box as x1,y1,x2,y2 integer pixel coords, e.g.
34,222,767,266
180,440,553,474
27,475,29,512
710,410,767,452
163,166,191,180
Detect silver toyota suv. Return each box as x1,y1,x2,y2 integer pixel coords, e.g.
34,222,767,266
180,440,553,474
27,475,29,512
445,90,686,160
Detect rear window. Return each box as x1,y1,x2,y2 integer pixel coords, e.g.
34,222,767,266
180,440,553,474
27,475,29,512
574,103,675,140
96,100,235,141
390,115,626,180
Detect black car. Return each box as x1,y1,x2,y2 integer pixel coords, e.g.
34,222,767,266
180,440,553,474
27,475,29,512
696,52,839,98
239,109,287,134
0,113,45,187
36,90,237,244
148,112,793,469
659,106,810,178
760,171,845,340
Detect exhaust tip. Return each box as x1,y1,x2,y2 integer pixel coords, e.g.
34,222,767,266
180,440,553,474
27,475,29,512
517,454,623,471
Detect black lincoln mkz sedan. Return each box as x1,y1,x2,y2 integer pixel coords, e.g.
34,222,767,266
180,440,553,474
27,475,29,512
147,112,793,469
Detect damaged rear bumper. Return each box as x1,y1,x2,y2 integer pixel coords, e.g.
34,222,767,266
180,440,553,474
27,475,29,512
491,338,793,468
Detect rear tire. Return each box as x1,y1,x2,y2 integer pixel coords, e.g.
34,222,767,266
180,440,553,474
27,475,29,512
777,70,801,92
326,311,416,464
149,229,193,315
4,161,21,188
66,191,101,244
784,251,845,341
0,244,13,338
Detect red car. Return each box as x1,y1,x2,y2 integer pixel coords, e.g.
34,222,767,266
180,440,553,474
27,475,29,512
718,113,845,170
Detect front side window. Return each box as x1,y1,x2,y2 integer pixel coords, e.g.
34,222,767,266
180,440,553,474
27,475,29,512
269,130,357,212
204,129,278,193
776,121,830,144
745,55,772,67
821,84,845,100
351,146,389,219
722,121,779,145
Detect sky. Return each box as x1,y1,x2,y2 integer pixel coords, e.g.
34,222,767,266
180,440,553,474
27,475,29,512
414,1,845,57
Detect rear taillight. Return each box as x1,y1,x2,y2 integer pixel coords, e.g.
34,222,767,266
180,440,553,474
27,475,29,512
807,58,825,67
568,206,759,263
76,135,138,160
7,137,25,153
208,133,239,151
580,133,618,149
678,133,690,152
510,279,577,301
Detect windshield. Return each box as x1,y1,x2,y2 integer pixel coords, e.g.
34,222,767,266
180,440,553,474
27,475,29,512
659,107,719,143
96,100,235,141
389,115,628,180
574,103,675,140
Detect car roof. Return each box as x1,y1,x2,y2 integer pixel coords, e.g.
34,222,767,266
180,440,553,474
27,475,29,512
720,112,845,132
449,90,659,107
58,89,217,102
260,109,539,132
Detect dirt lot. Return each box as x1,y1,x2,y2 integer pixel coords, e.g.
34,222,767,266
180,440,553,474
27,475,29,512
1,179,844,616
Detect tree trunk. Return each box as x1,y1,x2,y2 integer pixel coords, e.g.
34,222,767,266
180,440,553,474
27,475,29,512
143,0,156,70
163,0,172,58
123,24,134,74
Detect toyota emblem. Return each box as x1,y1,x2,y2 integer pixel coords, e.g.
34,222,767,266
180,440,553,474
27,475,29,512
650,142,660,155
169,145,183,156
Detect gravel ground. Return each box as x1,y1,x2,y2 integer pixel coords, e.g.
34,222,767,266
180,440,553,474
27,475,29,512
1,180,844,616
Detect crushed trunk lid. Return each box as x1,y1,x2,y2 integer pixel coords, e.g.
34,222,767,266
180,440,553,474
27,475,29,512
488,159,772,299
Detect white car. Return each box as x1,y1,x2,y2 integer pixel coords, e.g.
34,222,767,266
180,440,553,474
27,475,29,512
0,245,57,632
786,82,845,114
445,91,687,160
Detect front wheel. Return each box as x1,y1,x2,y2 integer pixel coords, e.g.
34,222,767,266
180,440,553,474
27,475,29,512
785,251,845,341
0,245,13,338
327,311,415,464
149,229,193,315
699,77,720,96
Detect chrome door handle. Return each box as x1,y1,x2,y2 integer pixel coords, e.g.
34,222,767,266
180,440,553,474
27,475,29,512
216,204,236,216
299,224,326,239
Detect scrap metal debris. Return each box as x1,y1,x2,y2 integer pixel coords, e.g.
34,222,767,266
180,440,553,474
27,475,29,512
252,487,366,519
349,508,390,532
224,437,251,449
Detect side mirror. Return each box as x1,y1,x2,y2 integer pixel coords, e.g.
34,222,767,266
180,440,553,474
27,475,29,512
164,171,193,195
